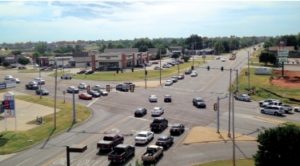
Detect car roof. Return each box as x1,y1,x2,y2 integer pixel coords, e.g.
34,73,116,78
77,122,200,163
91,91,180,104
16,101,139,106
138,131,150,134
153,107,162,109
158,135,169,139
115,144,129,148
194,97,203,100
172,123,183,127
148,145,160,149
164,94,171,97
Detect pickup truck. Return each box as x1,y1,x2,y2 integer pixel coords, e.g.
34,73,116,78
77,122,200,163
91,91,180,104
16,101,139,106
97,134,124,153
142,145,164,163
108,144,135,164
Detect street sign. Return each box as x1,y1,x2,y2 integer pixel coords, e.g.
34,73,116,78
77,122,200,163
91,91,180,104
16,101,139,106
277,50,289,58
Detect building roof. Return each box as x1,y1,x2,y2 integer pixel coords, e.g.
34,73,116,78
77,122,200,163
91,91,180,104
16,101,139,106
104,48,138,54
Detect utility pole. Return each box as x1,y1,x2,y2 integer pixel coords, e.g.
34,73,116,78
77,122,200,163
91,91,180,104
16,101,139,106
54,61,57,129
236,69,239,93
177,62,180,76
217,97,220,133
159,48,162,86
72,92,76,124
192,42,195,69
39,60,42,99
144,67,147,89
232,91,236,166
247,51,250,90
228,68,232,138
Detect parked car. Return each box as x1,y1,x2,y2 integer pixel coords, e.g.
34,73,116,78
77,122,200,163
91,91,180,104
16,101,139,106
294,107,300,112
151,107,164,117
92,84,103,91
149,94,158,102
61,74,72,80
116,84,129,92
134,107,147,117
78,93,92,100
77,69,86,74
164,95,172,102
165,80,173,86
85,69,94,75
154,66,162,70
26,81,39,90
34,77,45,85
87,90,101,97
150,117,168,133
193,97,206,108
235,94,251,102
171,76,178,82
281,104,293,113
135,131,154,145
185,69,192,75
141,145,164,163
10,77,20,83
170,123,185,136
155,135,174,149
35,88,49,96
66,86,79,93
99,89,108,96
177,74,185,80
78,83,88,90
4,75,13,80
108,144,135,164
221,57,226,62
191,71,198,77
97,134,124,153
260,105,284,116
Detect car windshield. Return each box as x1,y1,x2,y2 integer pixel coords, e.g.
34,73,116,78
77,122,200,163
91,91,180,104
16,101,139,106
197,99,204,102
114,147,125,153
137,134,147,137
103,136,113,141
158,137,167,141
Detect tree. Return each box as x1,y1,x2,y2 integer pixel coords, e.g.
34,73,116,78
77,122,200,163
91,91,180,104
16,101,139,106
259,51,277,66
133,38,154,52
18,56,30,65
213,41,225,55
11,50,22,56
34,42,48,55
254,124,300,166
185,34,203,49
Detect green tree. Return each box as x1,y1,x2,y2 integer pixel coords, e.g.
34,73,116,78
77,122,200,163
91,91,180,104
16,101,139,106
185,34,203,49
259,51,277,66
254,124,300,166
11,50,22,56
18,56,30,65
34,42,48,55
213,41,225,55
133,38,154,52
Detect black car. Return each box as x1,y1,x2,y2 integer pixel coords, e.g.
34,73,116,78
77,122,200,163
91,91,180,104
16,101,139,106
170,123,185,136
150,117,168,133
77,69,86,74
164,95,172,103
155,135,174,149
193,97,206,108
36,88,49,96
61,74,72,80
134,107,147,117
26,81,39,90
116,84,129,92
177,74,185,80
87,90,101,97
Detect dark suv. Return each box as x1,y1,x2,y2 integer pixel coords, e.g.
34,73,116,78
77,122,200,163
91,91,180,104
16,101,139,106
150,117,168,133
164,95,172,102
116,84,129,92
193,97,206,108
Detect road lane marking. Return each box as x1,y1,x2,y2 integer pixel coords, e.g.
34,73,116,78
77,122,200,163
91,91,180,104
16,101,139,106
87,98,99,107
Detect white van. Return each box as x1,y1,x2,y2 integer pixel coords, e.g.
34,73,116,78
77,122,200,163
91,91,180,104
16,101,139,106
261,105,284,116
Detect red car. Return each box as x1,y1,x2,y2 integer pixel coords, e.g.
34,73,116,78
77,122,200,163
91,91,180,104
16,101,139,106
79,93,92,100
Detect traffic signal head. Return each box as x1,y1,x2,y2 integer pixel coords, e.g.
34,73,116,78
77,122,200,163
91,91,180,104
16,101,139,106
221,66,224,71
207,66,210,71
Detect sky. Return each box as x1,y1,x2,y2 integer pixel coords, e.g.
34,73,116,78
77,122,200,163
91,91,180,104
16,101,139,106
0,0,299,43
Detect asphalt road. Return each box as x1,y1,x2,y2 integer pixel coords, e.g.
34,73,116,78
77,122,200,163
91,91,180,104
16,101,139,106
1,46,300,166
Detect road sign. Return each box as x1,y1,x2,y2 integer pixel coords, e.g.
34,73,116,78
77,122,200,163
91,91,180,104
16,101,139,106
277,50,289,58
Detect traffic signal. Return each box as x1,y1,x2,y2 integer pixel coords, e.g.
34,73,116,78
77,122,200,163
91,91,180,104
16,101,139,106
221,66,224,71
207,66,210,71
191,66,194,70
145,70,148,75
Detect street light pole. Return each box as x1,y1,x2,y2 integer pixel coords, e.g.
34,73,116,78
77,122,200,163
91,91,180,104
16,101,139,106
247,51,250,90
217,97,220,133
54,61,57,129
159,48,162,86
232,90,236,166
144,66,147,89
228,68,232,138
39,60,42,99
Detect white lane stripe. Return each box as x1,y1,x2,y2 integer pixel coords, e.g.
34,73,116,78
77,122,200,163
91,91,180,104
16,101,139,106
87,98,99,107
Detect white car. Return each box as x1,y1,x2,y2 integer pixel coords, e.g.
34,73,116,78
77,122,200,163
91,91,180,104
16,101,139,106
34,77,45,85
165,80,173,86
149,94,158,102
4,75,13,80
259,99,281,107
78,83,88,90
99,89,108,96
135,131,154,145
221,57,226,62
235,94,251,102
151,107,164,117
261,105,284,116
191,71,198,77
11,78,20,84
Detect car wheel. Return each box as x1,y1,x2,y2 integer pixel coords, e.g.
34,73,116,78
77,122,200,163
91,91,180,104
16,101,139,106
274,112,279,116
261,110,264,114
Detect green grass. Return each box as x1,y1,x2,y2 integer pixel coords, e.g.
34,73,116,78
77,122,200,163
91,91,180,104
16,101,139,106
197,159,254,166
18,68,39,73
235,67,300,105
53,60,207,81
0,95,91,154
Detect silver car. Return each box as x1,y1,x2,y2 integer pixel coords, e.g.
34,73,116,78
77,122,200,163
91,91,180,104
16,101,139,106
149,94,158,102
151,107,164,117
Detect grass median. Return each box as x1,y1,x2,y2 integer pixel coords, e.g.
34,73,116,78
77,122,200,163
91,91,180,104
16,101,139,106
235,67,300,104
0,95,91,154
51,60,207,81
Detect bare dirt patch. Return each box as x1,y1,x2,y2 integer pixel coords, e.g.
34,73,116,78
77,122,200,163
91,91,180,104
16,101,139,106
271,70,300,89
